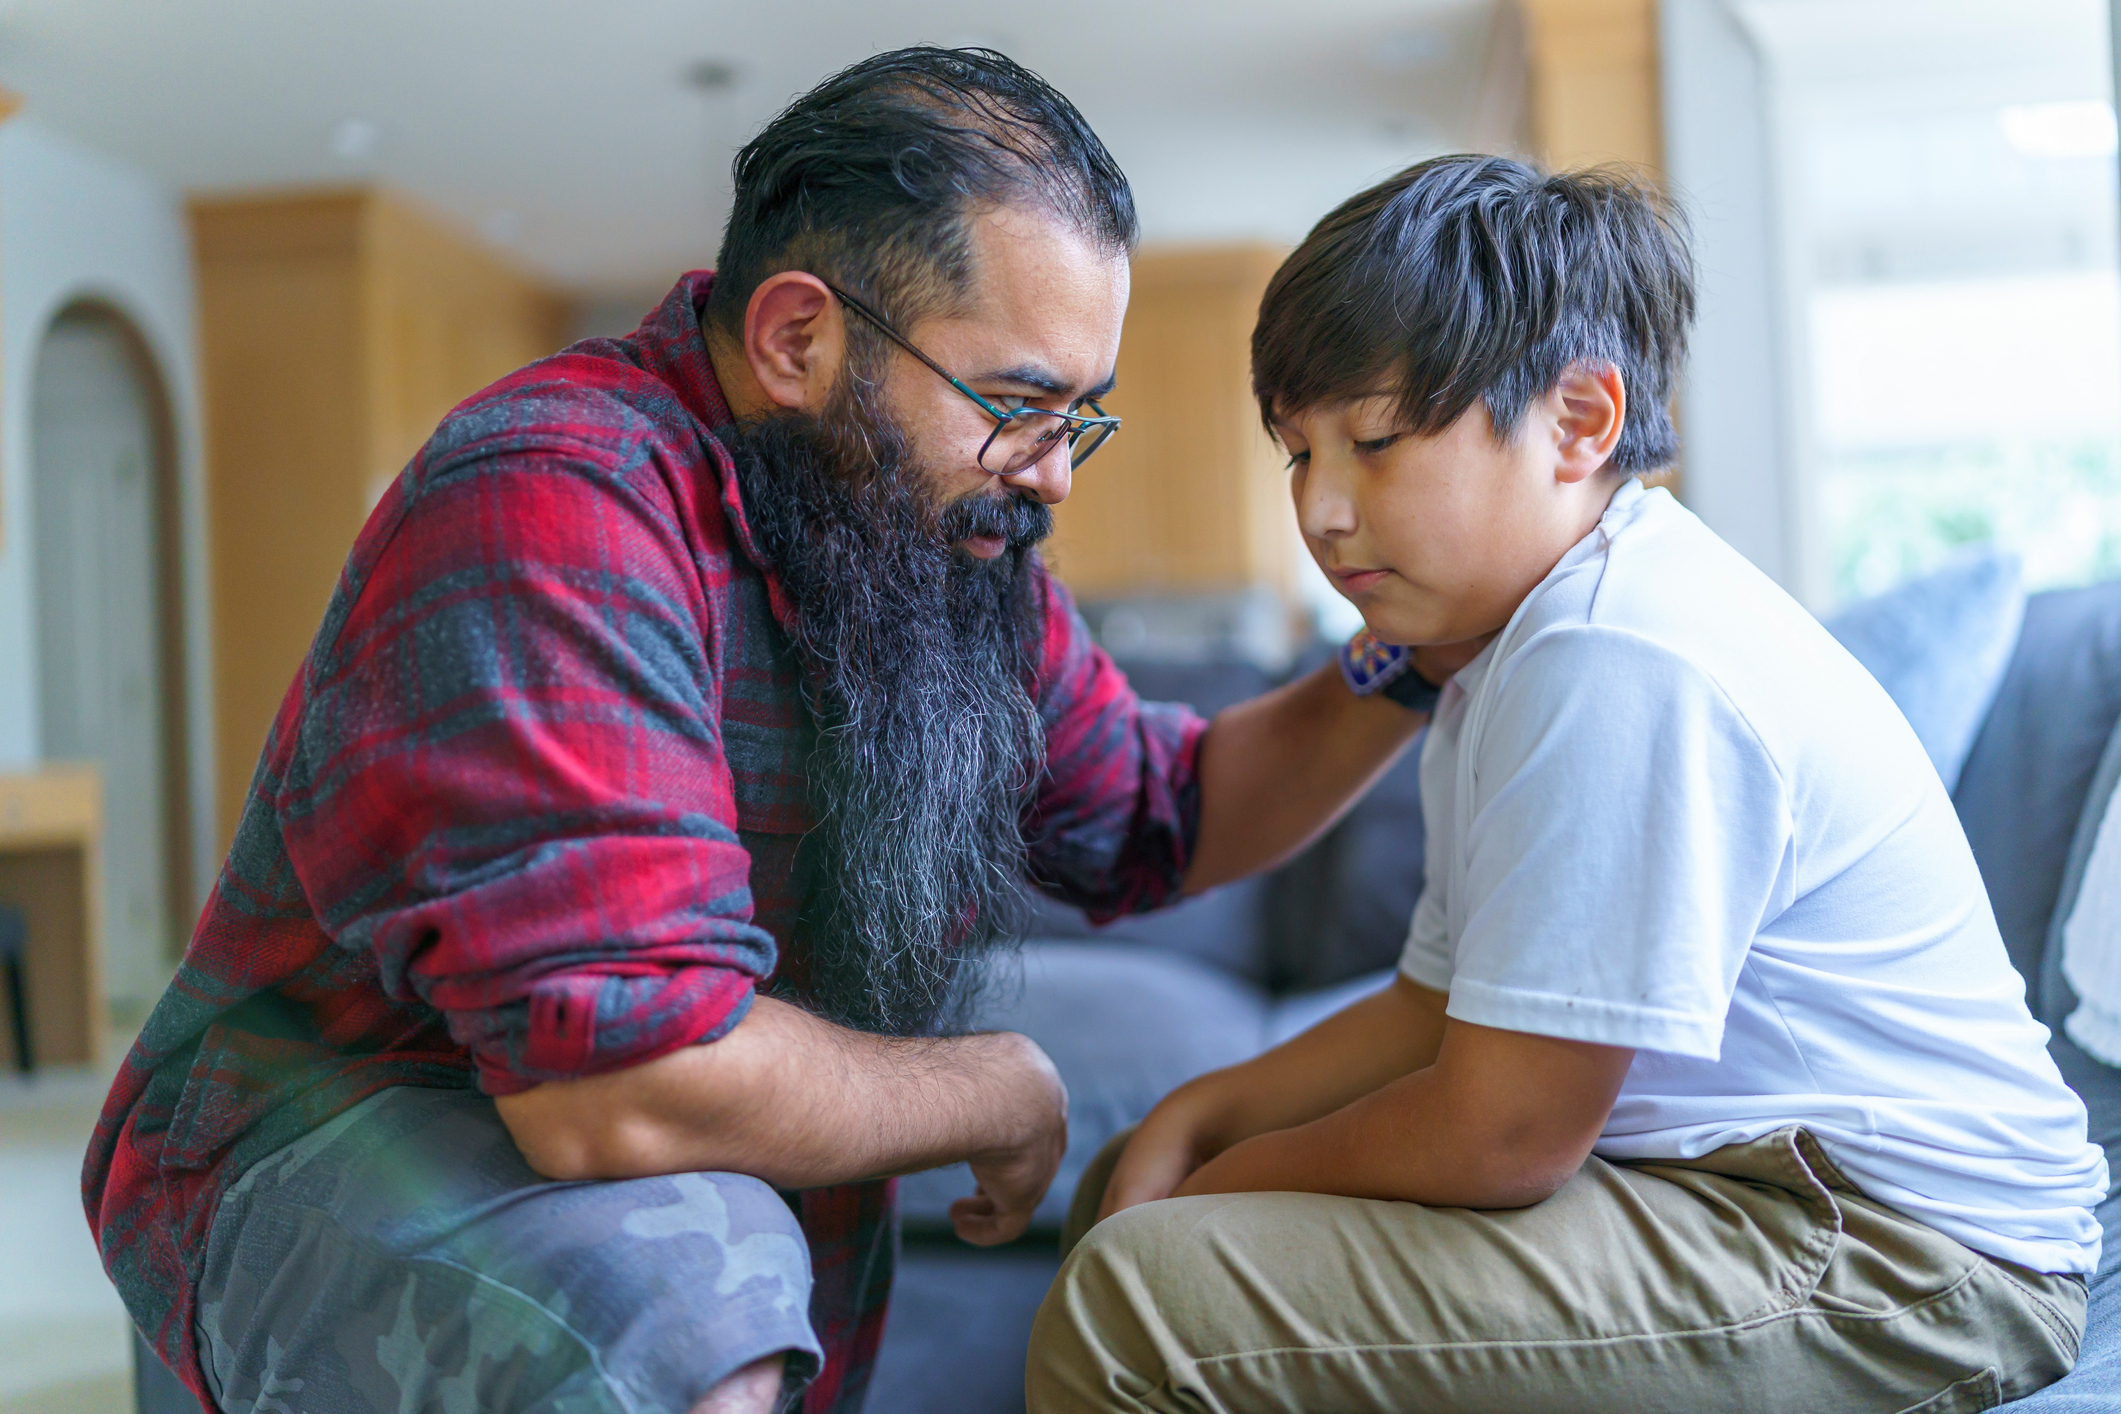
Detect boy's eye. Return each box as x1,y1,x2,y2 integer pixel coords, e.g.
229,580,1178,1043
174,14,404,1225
1284,449,1311,470
1354,433,1403,455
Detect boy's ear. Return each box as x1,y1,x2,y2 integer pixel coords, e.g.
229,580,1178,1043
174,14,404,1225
1552,362,1627,484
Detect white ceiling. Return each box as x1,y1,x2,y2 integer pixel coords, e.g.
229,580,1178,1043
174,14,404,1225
1739,0,2118,285
0,0,1497,297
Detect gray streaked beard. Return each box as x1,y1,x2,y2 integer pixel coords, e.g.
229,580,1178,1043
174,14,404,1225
729,373,1052,1037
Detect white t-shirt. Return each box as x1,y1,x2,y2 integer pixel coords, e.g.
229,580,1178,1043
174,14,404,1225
1401,477,2109,1274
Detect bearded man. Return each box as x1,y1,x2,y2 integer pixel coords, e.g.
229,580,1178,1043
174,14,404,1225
87,48,1437,1414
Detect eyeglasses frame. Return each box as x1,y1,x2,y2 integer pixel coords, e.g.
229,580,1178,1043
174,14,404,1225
819,280,1121,474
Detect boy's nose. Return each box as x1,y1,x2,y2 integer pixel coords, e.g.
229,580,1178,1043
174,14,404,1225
1294,466,1358,541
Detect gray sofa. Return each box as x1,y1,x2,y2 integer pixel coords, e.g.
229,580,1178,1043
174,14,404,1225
134,584,2121,1411
869,581,2121,1414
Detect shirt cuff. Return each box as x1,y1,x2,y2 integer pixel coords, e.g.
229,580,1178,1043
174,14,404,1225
1443,976,1724,1059
476,968,757,1096
1398,945,1454,994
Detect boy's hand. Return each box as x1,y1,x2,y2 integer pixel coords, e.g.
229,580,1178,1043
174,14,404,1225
1099,1082,1234,1220
1098,978,1451,1221
1161,1021,1633,1211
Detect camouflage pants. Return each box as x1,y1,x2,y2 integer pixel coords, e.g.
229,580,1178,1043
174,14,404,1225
194,1084,826,1413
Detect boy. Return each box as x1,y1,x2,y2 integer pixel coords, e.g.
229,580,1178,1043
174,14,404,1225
1026,156,2107,1412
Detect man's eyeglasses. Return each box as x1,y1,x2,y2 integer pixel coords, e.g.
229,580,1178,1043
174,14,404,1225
821,281,1121,476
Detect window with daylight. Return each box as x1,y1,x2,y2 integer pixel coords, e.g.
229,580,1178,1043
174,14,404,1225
1777,0,2121,605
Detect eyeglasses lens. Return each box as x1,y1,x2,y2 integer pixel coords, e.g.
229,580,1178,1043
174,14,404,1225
980,411,1075,476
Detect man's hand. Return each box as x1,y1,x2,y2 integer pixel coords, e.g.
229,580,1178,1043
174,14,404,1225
951,1062,1069,1245
497,996,1070,1220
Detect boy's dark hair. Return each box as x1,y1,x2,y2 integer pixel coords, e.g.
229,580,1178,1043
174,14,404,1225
708,47,1136,344
1253,154,1695,472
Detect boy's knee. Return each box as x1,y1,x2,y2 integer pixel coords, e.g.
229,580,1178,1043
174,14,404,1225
1029,1200,1211,1412
1061,1124,1138,1257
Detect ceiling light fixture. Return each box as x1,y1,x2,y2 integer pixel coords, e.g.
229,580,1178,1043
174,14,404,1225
683,58,741,94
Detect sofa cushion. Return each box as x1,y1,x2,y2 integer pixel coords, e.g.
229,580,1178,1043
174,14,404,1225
2042,714,2121,1043
1265,968,1397,1048
1021,877,1271,982
1956,582,2121,999
1994,1186,2121,1410
897,940,1270,1235
1824,548,2024,794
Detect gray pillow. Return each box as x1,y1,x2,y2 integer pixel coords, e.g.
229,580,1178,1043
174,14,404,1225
2040,718,2121,1030
1020,877,1271,982
1824,548,2025,794
1956,581,2121,997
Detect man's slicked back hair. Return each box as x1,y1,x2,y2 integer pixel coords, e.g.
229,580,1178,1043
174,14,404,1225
708,46,1136,345
1253,155,1695,472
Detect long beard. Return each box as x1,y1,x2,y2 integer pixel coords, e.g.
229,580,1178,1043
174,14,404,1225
730,378,1051,1036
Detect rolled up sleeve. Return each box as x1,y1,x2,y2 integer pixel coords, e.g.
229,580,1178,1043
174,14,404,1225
276,441,776,1095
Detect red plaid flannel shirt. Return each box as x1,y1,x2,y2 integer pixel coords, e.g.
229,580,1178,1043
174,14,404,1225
84,272,1206,1411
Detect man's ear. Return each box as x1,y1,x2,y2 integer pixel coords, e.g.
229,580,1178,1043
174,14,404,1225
1552,362,1627,484
742,272,843,411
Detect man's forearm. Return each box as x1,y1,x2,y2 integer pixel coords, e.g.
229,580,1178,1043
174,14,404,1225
1184,663,1423,892
496,993,1062,1188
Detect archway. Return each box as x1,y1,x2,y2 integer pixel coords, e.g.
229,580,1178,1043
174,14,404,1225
31,301,192,1010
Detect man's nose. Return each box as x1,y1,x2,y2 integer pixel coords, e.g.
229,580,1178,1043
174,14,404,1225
997,438,1072,505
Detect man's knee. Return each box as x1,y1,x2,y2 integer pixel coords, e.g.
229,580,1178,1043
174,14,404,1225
691,1353,784,1414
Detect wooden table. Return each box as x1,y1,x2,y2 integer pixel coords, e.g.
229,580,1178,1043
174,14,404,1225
0,766,103,1067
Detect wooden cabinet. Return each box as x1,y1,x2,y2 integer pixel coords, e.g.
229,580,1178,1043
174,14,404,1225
1043,245,1298,601
0,767,103,1066
1518,0,1664,175
192,189,571,852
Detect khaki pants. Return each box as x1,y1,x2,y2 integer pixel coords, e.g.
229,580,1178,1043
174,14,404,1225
1027,1126,2085,1413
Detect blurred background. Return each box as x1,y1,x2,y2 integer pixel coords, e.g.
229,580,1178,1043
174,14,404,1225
0,0,2114,1410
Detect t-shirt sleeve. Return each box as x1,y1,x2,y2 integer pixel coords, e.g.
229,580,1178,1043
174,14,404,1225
1023,570,1208,920
1401,872,1452,993
1430,627,1794,1059
275,437,778,1096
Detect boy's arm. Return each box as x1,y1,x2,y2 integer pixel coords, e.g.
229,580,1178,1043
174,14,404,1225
1104,978,1633,1217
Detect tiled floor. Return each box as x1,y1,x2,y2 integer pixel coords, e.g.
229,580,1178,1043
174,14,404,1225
1,1050,137,1414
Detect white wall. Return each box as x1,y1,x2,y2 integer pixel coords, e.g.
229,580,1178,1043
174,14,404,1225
0,117,214,903
1660,0,1806,595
